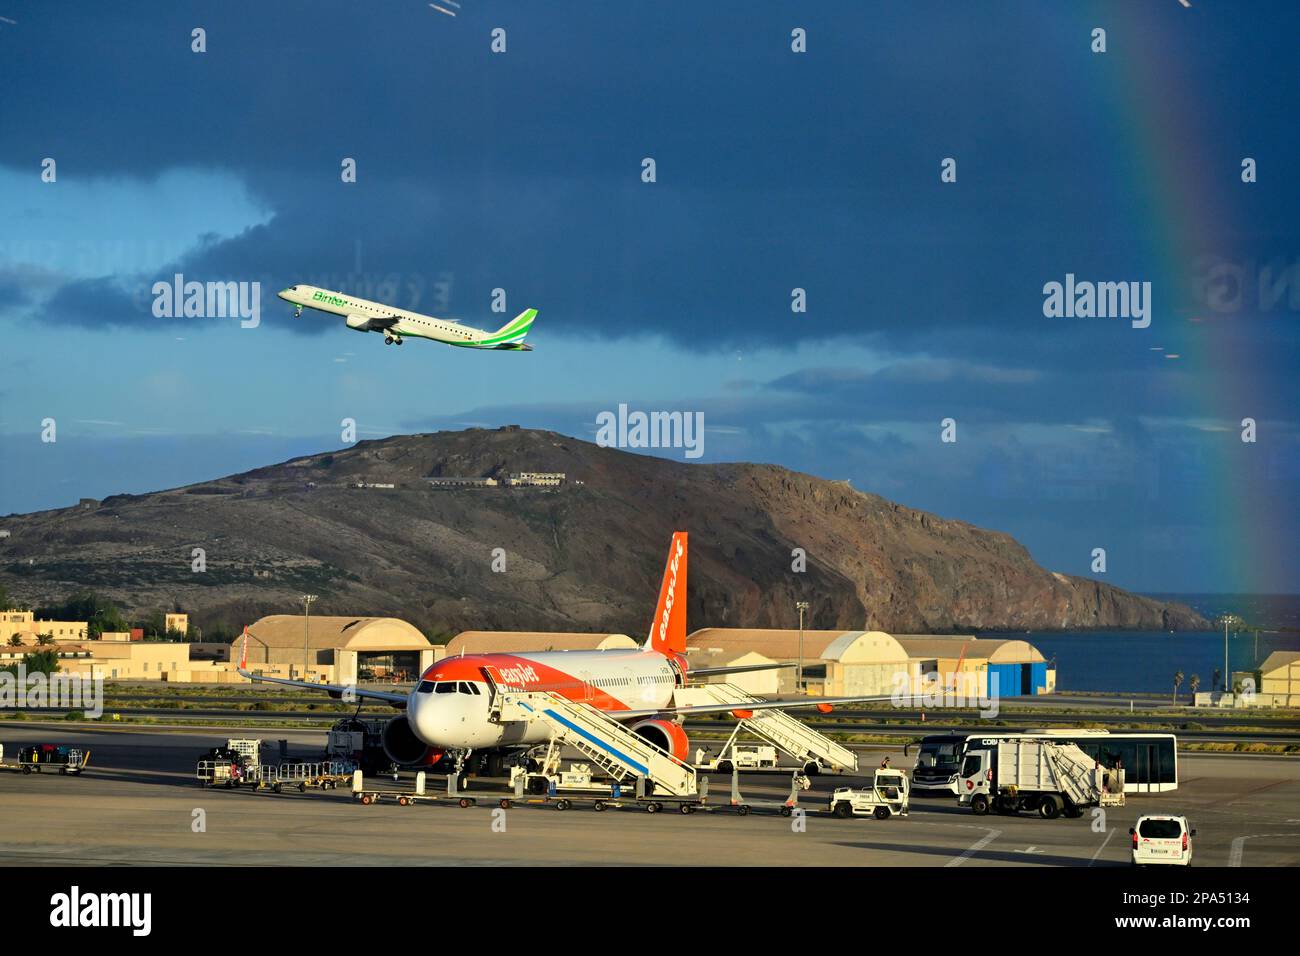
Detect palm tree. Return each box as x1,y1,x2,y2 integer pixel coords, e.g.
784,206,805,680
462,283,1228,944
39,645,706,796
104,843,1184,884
1173,670,1184,704
35,633,54,646
7,634,22,647
1212,667,1222,692
1189,674,1200,699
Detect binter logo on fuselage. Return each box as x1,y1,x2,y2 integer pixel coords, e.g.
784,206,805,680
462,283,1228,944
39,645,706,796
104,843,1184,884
312,290,349,308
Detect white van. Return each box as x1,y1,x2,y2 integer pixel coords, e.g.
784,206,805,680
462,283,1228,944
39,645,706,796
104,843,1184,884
1130,814,1195,866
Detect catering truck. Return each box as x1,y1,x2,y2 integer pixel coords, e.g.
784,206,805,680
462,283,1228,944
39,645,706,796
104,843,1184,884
956,737,1125,819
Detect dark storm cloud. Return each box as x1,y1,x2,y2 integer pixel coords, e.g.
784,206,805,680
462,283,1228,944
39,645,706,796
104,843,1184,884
4,2,1296,355
40,276,146,329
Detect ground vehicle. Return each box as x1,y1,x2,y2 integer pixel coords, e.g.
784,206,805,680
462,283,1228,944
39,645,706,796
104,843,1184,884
906,734,965,794
14,744,89,775
919,730,1177,794
1131,815,1195,866
957,737,1124,818
697,744,779,772
829,769,910,819
196,738,278,786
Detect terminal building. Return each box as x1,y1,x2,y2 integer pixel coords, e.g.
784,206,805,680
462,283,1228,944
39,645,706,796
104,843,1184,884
0,636,194,681
683,628,1054,698
1,610,90,644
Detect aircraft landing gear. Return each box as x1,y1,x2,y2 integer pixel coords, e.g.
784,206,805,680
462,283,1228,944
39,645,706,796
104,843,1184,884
449,748,473,791
293,305,303,318
384,335,403,346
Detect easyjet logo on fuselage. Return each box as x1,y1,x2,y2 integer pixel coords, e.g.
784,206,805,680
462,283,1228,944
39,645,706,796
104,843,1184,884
657,538,684,645
498,665,539,686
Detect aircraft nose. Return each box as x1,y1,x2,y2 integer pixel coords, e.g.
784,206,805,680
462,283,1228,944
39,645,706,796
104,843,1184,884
407,689,445,746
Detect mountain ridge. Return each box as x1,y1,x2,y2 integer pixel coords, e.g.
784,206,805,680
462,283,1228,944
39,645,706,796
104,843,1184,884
0,426,1209,637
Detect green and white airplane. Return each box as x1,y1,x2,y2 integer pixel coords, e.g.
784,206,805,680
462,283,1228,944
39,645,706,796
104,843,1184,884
277,284,536,351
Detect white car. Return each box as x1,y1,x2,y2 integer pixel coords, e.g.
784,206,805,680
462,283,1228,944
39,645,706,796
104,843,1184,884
1130,815,1195,866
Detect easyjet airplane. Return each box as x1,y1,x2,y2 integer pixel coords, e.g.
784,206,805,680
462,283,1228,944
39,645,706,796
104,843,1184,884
238,532,885,771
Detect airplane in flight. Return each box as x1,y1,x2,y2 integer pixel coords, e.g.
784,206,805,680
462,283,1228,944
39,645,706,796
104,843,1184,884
277,284,536,351
238,532,889,773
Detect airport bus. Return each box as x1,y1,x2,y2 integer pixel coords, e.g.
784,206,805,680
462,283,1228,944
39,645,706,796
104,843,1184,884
907,730,1177,795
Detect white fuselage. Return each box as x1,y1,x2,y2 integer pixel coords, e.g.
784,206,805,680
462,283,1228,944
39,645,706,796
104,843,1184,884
277,284,490,346
406,649,679,750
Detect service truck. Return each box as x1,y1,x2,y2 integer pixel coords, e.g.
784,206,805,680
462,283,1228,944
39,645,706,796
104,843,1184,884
956,737,1125,819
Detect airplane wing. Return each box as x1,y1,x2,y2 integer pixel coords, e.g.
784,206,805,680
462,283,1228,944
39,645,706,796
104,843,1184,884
610,693,894,720
348,314,400,331
236,631,408,707
687,661,796,678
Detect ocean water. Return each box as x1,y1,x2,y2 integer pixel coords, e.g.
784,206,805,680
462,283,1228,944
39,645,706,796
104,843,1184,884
984,594,1300,695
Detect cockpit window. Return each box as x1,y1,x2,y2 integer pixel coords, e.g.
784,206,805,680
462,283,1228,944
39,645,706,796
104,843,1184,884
416,680,436,694
457,682,473,694
467,682,481,695
435,682,457,694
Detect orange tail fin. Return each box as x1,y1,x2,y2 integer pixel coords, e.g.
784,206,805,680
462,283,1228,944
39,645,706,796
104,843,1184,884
646,532,688,655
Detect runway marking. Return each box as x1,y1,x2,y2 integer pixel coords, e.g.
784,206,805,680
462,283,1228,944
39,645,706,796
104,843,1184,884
1013,845,1044,854
946,827,1000,867
1229,833,1292,867
1089,828,1116,866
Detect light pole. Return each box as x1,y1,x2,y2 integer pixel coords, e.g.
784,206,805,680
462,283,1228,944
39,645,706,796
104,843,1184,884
795,601,810,693
1220,614,1241,696
301,594,318,680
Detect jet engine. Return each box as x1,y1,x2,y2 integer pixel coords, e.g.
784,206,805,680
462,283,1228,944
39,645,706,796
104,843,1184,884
381,715,443,767
630,719,690,762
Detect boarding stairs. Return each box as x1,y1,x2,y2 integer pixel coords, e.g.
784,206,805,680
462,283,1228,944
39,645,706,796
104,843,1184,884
483,670,698,796
674,682,859,773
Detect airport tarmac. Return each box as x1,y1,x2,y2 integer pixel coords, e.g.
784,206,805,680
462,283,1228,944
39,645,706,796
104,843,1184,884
1,723,1297,866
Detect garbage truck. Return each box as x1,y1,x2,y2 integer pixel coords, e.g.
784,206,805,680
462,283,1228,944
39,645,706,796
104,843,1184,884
956,737,1125,819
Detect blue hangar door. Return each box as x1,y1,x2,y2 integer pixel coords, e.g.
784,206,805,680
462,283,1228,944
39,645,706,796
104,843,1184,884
1028,662,1048,694
987,663,1022,698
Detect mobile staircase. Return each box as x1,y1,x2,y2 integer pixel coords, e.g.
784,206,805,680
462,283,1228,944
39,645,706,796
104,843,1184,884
485,668,698,797
674,682,858,774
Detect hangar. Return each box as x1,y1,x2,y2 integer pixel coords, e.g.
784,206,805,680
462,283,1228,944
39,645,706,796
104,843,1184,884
238,615,437,685
444,632,639,655
684,628,1054,698
1258,651,1300,706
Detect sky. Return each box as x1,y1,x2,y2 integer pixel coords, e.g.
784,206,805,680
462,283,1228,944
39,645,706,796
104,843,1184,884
0,1,1297,595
